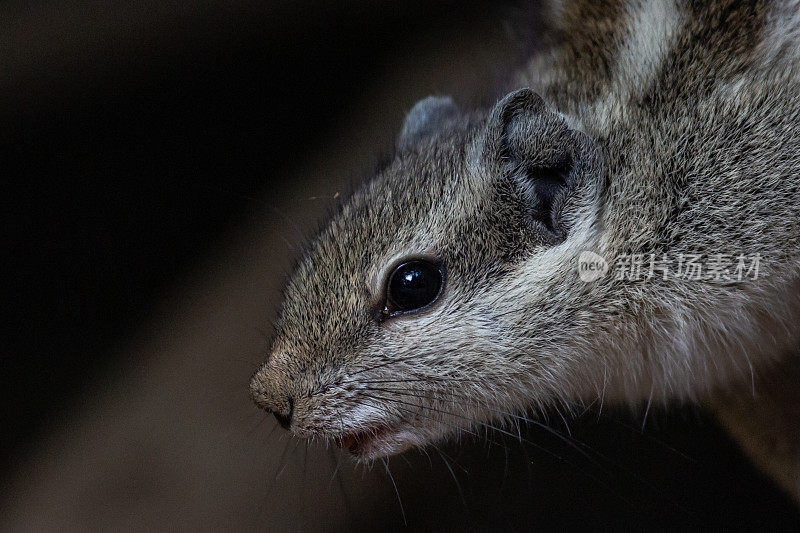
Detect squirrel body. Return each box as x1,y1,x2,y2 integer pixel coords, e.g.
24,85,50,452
250,0,800,487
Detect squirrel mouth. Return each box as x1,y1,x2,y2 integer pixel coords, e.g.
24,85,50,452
334,426,391,454
334,424,411,457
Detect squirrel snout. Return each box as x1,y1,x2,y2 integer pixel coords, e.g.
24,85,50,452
249,368,295,430
271,397,294,429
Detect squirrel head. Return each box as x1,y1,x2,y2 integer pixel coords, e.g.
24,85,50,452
250,89,605,459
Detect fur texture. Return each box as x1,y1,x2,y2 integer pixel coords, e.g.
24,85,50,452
251,0,800,462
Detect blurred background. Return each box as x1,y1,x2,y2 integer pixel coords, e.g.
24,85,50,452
2,1,799,530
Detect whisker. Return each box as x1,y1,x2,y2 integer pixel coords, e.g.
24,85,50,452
264,436,293,501
361,386,648,484
589,409,697,463
368,384,697,468
328,447,344,487
343,354,425,378
361,393,563,461
433,445,467,507
296,441,310,532
382,458,407,526
364,396,506,454
340,376,481,386
360,386,534,427
370,387,607,464
332,448,353,528
377,388,691,513
276,438,302,481
356,392,656,507
357,396,511,452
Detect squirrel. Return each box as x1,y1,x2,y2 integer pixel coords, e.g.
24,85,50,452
250,0,800,497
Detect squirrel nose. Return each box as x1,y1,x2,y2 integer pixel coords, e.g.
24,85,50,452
249,369,296,430
271,398,294,430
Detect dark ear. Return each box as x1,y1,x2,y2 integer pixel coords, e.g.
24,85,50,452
398,95,459,150
485,88,596,240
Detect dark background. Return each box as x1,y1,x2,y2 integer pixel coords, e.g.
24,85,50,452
3,1,799,530
3,0,517,472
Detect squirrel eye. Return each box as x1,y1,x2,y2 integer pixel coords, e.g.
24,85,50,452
385,260,443,315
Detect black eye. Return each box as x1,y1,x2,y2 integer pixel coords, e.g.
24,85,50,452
385,260,443,315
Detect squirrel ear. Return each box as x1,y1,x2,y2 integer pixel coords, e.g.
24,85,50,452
485,88,547,150
485,88,593,240
398,96,459,150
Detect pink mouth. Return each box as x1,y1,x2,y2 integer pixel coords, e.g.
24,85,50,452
334,426,391,454
334,424,411,457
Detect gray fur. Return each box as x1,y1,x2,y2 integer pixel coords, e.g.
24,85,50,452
398,95,459,151
251,0,800,462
